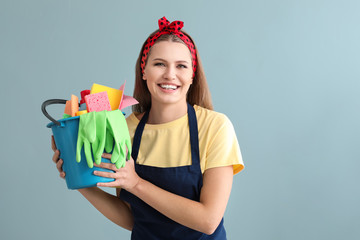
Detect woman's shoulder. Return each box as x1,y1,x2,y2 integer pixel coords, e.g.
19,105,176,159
194,105,231,127
126,112,142,129
126,106,233,130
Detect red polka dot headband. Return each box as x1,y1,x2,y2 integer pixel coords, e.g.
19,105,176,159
141,16,197,77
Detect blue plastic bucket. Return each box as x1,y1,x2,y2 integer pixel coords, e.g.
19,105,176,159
43,99,114,190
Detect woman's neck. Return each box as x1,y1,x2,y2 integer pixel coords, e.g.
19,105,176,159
147,102,188,124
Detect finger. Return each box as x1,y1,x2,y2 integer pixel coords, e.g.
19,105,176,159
102,152,112,159
56,159,64,173
93,170,116,178
94,162,116,171
60,171,66,179
97,181,118,188
52,150,60,163
51,135,57,152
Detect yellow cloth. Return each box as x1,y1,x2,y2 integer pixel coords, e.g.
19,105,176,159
126,105,244,175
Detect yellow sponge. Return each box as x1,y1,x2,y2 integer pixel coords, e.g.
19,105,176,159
75,110,88,116
90,83,123,111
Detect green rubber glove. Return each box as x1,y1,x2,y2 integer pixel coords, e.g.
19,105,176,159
76,111,96,168
63,113,71,119
91,111,107,165
105,110,131,168
105,129,114,153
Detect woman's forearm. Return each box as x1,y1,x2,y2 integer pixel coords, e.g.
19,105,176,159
129,166,233,235
78,187,134,231
131,179,213,233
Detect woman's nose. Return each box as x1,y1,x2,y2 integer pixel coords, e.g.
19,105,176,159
163,66,176,80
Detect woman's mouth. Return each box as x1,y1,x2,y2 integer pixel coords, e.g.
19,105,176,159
158,84,179,90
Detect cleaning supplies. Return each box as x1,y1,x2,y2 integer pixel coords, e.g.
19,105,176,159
64,95,79,117
90,83,123,110
118,80,139,110
85,91,112,112
105,110,132,168
119,95,139,110
91,110,107,165
76,111,97,168
49,82,138,170
79,90,90,111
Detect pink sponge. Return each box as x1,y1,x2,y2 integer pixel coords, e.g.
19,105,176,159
85,91,112,112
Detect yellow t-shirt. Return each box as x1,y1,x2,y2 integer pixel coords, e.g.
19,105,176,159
126,105,244,175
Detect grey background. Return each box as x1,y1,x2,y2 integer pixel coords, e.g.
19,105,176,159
1,0,359,239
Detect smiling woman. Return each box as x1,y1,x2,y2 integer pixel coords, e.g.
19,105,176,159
51,16,244,239
133,22,212,114
142,41,194,118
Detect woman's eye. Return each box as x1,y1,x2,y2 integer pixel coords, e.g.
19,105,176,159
178,64,187,69
154,62,165,67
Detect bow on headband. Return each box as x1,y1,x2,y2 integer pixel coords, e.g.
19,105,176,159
141,16,197,77
158,17,184,32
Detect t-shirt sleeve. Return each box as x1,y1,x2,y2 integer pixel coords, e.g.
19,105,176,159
205,114,244,175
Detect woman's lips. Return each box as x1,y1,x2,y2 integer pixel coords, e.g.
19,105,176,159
158,84,179,90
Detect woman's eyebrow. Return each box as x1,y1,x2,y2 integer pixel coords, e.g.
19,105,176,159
176,60,190,64
152,58,189,64
152,58,166,62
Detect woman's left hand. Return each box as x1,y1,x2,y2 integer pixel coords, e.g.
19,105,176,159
93,153,141,191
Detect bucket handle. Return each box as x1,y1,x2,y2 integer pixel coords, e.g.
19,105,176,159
41,99,68,126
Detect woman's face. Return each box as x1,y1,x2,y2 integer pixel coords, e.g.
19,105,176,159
143,41,193,108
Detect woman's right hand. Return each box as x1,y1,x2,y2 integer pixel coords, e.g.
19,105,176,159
51,135,66,179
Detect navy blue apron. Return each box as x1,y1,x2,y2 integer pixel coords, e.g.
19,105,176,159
120,103,226,239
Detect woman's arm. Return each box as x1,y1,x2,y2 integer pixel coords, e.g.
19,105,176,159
77,187,134,231
51,136,134,231
95,156,233,235
131,166,233,235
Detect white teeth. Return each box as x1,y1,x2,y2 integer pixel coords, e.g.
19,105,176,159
160,84,177,90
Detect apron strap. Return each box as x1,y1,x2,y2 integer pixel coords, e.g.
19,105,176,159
187,103,201,169
131,111,149,161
